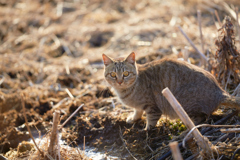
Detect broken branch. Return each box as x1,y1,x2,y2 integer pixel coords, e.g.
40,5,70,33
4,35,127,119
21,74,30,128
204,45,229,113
162,87,213,157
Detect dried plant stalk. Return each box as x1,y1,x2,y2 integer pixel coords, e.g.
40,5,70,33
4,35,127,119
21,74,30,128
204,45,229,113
197,10,205,53
60,104,84,129
48,111,60,158
21,94,44,156
215,10,222,27
213,16,240,90
220,128,240,133
198,10,205,66
178,26,207,62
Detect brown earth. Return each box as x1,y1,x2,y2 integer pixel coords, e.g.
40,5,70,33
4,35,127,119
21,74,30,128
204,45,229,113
1,0,240,159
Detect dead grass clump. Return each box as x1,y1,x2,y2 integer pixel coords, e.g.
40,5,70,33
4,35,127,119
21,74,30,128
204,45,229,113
5,100,88,160
5,136,89,160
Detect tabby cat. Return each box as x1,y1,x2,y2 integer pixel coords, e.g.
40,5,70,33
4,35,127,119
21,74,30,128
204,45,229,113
102,52,240,130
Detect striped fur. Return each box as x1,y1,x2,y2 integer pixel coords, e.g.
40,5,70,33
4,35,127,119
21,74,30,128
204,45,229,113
103,52,237,130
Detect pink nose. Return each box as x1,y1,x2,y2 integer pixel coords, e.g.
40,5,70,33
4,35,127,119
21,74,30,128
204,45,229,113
117,81,122,84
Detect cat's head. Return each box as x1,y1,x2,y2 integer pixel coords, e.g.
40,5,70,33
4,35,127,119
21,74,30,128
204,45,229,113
102,52,137,89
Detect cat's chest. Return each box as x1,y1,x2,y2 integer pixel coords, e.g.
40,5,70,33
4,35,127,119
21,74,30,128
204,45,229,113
115,86,149,108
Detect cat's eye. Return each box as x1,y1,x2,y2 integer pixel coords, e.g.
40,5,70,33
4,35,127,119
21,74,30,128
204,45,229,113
110,72,116,77
123,71,129,77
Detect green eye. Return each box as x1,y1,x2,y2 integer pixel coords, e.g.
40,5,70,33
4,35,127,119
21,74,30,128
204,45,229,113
110,72,116,77
123,71,129,77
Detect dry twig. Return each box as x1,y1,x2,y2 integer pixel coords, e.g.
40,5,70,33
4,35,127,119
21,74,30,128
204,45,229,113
231,147,240,160
220,128,240,133
60,104,84,129
119,126,137,160
162,87,213,158
158,111,237,160
83,136,85,153
201,111,238,134
21,93,44,156
169,141,183,160
197,10,205,66
215,10,222,27
197,10,205,54
221,2,237,21
65,88,74,99
178,26,207,62
0,75,4,86
183,124,240,148
232,83,240,96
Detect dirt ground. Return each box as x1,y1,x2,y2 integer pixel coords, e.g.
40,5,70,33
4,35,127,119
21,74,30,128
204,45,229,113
1,0,240,159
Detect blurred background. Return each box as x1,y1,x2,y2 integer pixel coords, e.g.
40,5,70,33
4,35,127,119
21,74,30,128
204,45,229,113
1,0,240,85
1,0,240,86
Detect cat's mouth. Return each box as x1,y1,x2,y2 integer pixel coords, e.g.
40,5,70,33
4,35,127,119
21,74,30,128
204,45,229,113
117,82,123,86
115,81,126,88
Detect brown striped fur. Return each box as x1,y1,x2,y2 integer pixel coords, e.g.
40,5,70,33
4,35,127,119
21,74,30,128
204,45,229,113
102,52,240,130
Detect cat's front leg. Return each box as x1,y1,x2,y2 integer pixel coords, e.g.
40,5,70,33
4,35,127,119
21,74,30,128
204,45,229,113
126,109,143,123
144,106,162,130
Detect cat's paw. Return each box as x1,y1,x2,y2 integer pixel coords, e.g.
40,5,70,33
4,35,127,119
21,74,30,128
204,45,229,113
126,115,135,123
126,115,140,124
144,125,150,131
144,124,153,130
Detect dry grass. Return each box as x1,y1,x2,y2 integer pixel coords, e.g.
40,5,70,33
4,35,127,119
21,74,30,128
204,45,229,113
1,0,240,159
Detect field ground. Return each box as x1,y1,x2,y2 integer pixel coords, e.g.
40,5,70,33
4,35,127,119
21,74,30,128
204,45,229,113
1,0,240,159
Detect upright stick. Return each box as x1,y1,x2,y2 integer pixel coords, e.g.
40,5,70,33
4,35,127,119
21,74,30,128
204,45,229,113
162,87,213,157
48,111,60,157
169,141,183,160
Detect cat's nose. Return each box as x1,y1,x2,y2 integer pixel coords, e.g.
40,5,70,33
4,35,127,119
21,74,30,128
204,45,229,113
117,80,123,84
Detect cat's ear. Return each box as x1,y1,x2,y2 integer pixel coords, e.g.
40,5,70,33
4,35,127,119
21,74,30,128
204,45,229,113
102,54,113,66
125,52,135,65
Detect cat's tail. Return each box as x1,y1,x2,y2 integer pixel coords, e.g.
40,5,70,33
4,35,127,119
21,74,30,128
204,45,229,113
220,96,240,109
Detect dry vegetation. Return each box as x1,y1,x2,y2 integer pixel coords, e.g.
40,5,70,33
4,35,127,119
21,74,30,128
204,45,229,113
1,0,240,159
